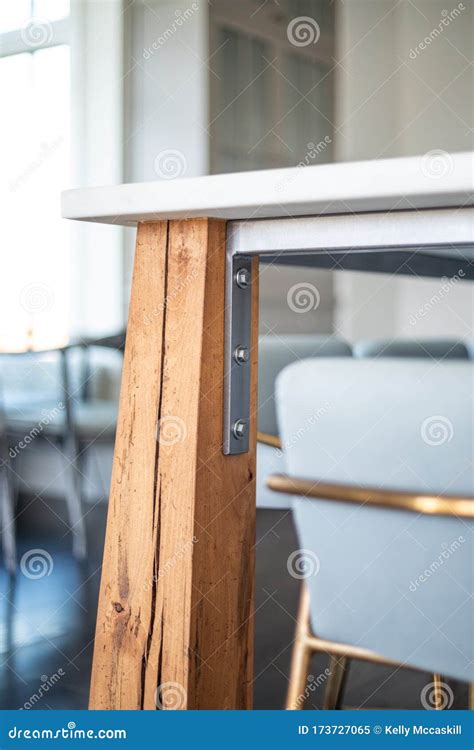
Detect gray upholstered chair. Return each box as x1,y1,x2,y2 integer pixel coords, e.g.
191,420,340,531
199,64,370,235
269,358,473,709
353,338,469,360
257,335,351,509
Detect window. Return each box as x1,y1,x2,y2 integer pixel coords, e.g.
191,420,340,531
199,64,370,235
0,2,70,352
210,0,335,173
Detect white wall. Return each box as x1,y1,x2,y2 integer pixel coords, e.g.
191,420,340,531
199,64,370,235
334,0,473,343
69,0,125,337
124,0,210,183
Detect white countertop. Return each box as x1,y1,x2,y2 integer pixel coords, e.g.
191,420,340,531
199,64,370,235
62,152,473,227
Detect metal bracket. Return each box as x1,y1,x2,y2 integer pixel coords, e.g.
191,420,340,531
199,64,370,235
223,254,253,455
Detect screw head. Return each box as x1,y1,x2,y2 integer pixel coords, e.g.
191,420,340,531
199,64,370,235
232,419,247,439
233,346,250,365
235,268,251,289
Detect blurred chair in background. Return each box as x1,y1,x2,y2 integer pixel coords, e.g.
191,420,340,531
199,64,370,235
0,396,16,574
353,338,469,360
257,335,351,510
269,358,473,709
0,333,125,567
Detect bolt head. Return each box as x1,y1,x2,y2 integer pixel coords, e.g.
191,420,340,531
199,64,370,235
234,346,250,365
235,268,251,289
232,419,247,439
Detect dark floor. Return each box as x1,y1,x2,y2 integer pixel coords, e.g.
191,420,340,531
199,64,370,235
0,498,468,710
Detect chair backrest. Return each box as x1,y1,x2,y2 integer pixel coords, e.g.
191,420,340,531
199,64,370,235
353,337,469,360
0,346,123,411
0,352,65,409
258,335,351,436
276,358,473,681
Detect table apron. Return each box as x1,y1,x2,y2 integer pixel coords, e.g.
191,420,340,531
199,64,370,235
227,206,474,259
223,206,473,454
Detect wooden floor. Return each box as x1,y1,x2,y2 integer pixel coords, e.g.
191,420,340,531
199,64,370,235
0,498,469,710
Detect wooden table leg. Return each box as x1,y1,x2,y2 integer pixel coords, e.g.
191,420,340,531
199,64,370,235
89,219,258,710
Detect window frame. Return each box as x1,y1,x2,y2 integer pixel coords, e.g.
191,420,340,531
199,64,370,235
0,16,69,58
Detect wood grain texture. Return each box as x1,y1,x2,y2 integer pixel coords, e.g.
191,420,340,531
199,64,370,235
89,219,258,710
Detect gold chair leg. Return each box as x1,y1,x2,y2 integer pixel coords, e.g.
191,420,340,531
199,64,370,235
432,673,445,710
286,586,312,709
323,655,349,710
469,683,473,710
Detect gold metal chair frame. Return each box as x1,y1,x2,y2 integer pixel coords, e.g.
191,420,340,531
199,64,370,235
285,584,463,710
260,450,474,710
